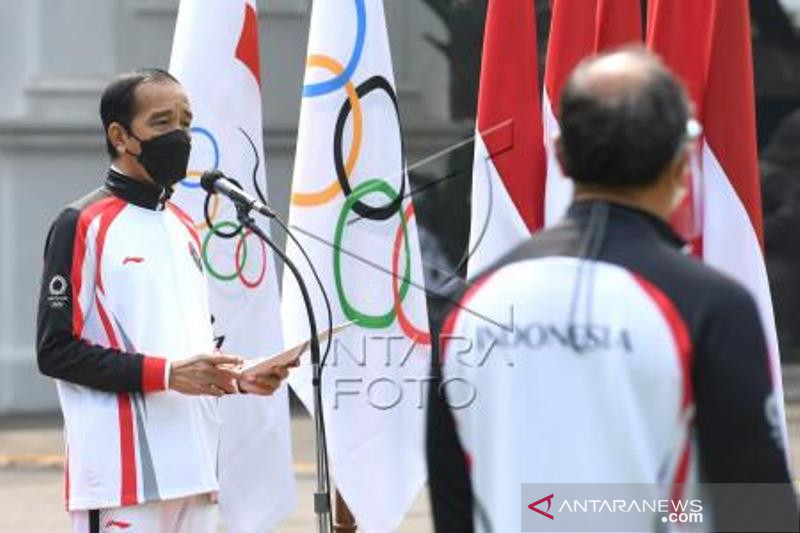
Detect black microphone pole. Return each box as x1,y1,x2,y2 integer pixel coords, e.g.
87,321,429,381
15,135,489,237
233,203,332,533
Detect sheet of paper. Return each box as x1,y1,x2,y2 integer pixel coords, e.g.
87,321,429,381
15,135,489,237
240,321,354,376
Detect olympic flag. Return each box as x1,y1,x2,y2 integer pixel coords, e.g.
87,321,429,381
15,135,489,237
282,0,430,530
169,1,295,531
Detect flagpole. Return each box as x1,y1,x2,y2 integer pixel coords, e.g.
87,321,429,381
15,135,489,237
334,490,357,532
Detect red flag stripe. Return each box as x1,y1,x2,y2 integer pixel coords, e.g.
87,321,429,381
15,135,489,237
646,1,712,118
647,0,763,246
595,0,643,51
646,2,712,252
546,0,642,112
476,0,545,231
235,2,262,87
703,1,763,244
545,0,598,113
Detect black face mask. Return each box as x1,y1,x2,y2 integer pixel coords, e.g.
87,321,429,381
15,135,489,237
128,128,192,189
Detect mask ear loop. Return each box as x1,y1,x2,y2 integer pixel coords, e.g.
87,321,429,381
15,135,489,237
119,124,145,158
686,119,704,247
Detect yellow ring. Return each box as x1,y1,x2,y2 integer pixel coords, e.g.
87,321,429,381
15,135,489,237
186,170,221,231
291,54,363,207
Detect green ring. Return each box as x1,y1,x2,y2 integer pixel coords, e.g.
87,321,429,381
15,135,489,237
333,179,411,329
202,220,248,281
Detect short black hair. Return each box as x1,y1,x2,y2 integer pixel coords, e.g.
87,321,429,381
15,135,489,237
558,48,690,188
99,68,179,159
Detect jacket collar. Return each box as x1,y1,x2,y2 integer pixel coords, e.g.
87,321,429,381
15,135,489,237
105,167,169,211
567,200,686,250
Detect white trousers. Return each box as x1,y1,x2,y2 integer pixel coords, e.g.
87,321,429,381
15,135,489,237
70,494,217,533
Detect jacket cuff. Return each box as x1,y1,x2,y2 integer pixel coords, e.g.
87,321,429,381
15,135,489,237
142,356,168,392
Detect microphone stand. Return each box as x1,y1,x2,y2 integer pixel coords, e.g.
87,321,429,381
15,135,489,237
235,203,332,533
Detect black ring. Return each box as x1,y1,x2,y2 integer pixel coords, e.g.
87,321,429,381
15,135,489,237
333,75,406,220
204,177,245,239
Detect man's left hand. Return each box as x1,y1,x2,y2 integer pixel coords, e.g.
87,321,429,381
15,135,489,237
237,365,290,395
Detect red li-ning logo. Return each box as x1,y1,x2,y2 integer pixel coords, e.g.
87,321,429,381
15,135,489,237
529,493,555,520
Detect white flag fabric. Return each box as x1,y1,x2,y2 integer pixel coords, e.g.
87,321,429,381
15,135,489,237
169,1,295,531
282,0,430,530
466,0,546,276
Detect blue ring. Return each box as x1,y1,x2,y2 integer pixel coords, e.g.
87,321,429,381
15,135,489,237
302,0,366,98
180,126,220,189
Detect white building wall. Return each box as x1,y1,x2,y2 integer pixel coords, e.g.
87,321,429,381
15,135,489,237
0,0,461,413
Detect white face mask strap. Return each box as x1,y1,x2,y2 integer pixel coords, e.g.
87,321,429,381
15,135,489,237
686,118,704,240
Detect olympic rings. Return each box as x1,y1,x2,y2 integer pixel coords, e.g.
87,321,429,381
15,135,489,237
334,179,410,329
194,190,220,232
392,204,431,345
204,177,245,239
178,125,267,289
334,75,405,220
302,0,366,98
296,1,425,339
180,127,219,189
202,221,248,281
291,55,363,206
235,229,268,289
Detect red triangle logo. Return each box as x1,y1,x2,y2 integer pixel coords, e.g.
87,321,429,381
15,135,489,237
528,493,555,520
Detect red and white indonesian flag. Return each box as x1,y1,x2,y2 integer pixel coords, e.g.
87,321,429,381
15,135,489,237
469,0,643,273
467,0,546,275
647,0,788,441
282,0,430,531
471,0,788,443
169,1,295,531
543,0,642,226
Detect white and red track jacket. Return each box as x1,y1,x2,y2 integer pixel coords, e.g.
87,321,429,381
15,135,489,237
37,169,219,511
427,201,796,532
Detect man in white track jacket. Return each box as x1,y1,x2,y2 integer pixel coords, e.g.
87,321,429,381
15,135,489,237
36,69,289,533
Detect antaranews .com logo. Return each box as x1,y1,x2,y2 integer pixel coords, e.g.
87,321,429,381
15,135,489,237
520,483,799,532
527,492,702,525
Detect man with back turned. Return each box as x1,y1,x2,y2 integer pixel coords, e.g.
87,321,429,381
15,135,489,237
427,48,797,532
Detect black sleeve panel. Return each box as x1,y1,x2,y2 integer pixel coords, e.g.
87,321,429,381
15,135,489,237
694,284,789,483
693,284,798,530
36,207,146,393
426,288,475,533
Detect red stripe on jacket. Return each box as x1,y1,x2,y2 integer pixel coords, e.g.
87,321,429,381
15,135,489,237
166,202,201,250
632,273,695,498
70,197,121,336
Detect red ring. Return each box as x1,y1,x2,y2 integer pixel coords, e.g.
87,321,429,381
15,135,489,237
235,230,268,289
392,203,431,345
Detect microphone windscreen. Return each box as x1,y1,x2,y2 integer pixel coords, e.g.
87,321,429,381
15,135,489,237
200,170,224,193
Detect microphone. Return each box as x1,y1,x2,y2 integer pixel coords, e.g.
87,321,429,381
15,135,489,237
200,170,274,218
